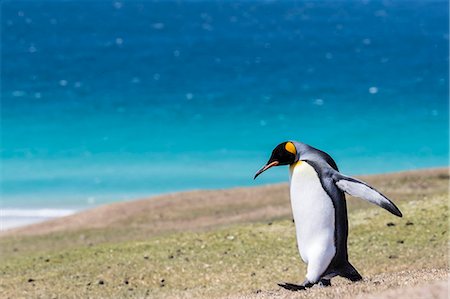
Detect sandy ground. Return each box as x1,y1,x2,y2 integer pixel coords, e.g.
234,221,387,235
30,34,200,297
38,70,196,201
360,280,448,299
232,269,449,299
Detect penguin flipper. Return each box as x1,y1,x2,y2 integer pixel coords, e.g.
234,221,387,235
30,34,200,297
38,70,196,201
333,173,402,217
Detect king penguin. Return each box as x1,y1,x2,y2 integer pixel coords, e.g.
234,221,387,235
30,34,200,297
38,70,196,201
254,141,402,290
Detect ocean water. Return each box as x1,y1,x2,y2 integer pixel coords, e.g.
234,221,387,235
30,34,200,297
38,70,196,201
1,0,448,228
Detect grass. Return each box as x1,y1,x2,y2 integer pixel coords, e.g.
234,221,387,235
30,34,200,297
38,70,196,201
0,168,448,298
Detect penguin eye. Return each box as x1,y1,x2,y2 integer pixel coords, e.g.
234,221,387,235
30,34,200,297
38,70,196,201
285,142,296,155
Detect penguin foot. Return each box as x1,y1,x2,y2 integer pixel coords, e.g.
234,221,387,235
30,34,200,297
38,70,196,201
278,278,328,291
277,283,306,291
300,279,315,288
318,279,331,287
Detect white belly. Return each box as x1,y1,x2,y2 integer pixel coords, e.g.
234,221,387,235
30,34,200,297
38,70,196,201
289,161,336,265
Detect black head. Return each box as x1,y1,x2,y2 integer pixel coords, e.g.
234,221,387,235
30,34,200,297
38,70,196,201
254,141,297,179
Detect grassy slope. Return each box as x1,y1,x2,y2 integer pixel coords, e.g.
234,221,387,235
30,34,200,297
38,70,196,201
0,168,448,298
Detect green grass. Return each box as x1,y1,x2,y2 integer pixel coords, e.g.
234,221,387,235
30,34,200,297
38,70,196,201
1,193,447,298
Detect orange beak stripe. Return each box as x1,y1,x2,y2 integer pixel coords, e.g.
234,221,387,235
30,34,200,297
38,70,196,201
254,161,279,179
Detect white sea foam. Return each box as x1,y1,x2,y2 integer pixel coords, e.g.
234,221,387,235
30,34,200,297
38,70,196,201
0,209,77,231
1,208,75,218
152,23,164,30
12,90,25,97
115,37,123,45
313,98,324,106
28,45,37,53
369,86,378,94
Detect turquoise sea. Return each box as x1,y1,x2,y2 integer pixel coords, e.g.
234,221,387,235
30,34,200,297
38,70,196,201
1,0,448,229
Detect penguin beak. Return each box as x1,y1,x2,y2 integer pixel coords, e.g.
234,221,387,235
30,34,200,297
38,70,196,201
254,161,279,179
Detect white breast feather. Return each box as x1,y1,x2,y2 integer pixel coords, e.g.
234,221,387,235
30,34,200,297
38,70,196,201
289,161,336,282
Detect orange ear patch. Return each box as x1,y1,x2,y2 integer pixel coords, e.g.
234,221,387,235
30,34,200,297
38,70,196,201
285,142,296,155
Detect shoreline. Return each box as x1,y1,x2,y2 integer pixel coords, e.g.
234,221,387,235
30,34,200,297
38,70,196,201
0,208,78,231
2,166,447,236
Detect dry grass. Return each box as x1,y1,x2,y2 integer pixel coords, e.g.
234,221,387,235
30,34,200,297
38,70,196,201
0,168,448,298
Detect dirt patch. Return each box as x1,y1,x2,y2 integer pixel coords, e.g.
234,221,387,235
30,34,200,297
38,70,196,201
359,279,448,299
230,268,448,299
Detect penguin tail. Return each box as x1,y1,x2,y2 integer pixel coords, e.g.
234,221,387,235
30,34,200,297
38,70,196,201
338,262,362,282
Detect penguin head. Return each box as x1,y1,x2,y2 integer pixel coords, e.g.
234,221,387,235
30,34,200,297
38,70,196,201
254,141,298,179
